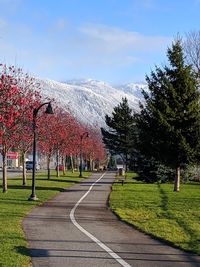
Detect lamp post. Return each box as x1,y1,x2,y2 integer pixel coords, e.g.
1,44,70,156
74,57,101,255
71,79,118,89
79,132,89,178
28,102,53,201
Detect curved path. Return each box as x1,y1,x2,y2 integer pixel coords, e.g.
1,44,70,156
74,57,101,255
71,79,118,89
23,172,200,267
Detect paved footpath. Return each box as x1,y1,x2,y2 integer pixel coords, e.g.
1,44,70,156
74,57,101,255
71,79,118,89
23,172,200,267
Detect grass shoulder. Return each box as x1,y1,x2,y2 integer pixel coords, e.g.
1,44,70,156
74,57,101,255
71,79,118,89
109,172,200,255
0,170,91,267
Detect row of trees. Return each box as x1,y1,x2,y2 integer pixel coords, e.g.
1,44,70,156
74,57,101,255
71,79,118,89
101,32,200,192
0,64,106,193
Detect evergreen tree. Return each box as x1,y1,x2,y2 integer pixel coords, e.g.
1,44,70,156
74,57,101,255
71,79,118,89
136,40,200,191
101,97,136,171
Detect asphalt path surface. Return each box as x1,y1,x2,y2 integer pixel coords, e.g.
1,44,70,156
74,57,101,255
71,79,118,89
0,169,22,178
23,172,200,267
0,169,43,179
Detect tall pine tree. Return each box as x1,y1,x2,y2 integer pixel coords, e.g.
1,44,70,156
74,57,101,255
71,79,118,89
101,97,136,171
136,40,200,191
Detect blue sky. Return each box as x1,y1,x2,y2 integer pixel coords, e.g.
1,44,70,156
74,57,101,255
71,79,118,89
0,0,199,84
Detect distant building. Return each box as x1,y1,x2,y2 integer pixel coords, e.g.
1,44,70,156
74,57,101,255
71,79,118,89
0,152,19,168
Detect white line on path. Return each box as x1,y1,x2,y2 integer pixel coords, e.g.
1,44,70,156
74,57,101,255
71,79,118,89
69,172,132,267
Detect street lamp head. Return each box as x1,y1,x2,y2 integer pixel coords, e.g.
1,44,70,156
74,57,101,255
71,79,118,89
45,102,54,114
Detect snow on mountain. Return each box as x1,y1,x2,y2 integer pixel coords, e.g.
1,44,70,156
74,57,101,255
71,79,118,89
38,78,147,127
117,82,147,99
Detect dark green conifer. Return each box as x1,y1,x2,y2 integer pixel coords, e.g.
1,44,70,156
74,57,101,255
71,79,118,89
136,40,200,191
101,97,136,171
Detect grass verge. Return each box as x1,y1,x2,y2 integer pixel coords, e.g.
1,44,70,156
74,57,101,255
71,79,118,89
0,170,90,267
110,173,200,255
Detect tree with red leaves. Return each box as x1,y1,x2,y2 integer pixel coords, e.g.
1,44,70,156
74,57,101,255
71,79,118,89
82,127,106,171
37,107,74,178
0,65,28,192
14,74,42,185
0,64,45,192
38,108,60,179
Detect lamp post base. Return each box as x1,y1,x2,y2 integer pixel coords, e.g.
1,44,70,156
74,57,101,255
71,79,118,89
28,195,39,201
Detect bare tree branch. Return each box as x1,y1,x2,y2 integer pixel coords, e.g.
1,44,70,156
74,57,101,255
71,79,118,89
184,31,200,80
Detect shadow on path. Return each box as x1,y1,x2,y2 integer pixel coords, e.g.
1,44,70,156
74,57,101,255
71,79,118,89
15,246,200,265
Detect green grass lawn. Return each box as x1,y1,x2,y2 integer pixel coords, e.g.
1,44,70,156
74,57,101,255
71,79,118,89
110,173,200,255
0,170,90,267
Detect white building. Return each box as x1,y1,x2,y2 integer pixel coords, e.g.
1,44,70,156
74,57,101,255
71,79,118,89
0,152,19,168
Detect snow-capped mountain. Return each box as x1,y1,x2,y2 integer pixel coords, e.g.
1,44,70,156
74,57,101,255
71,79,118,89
116,82,147,99
38,78,147,127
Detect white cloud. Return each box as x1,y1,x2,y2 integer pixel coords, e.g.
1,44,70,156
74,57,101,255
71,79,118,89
0,18,7,29
79,23,171,52
0,0,22,12
51,18,69,32
62,54,140,68
139,0,156,9
0,19,172,81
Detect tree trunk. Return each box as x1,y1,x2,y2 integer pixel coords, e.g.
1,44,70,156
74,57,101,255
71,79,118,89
22,152,27,185
65,155,68,171
125,154,128,172
89,158,93,171
47,154,51,180
56,149,60,177
97,160,100,171
2,152,7,193
70,154,74,173
62,156,66,176
174,166,180,192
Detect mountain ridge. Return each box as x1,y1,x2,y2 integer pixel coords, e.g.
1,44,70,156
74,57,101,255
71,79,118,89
38,78,147,127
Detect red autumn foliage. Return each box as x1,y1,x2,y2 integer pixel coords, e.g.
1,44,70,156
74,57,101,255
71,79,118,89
0,63,106,192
